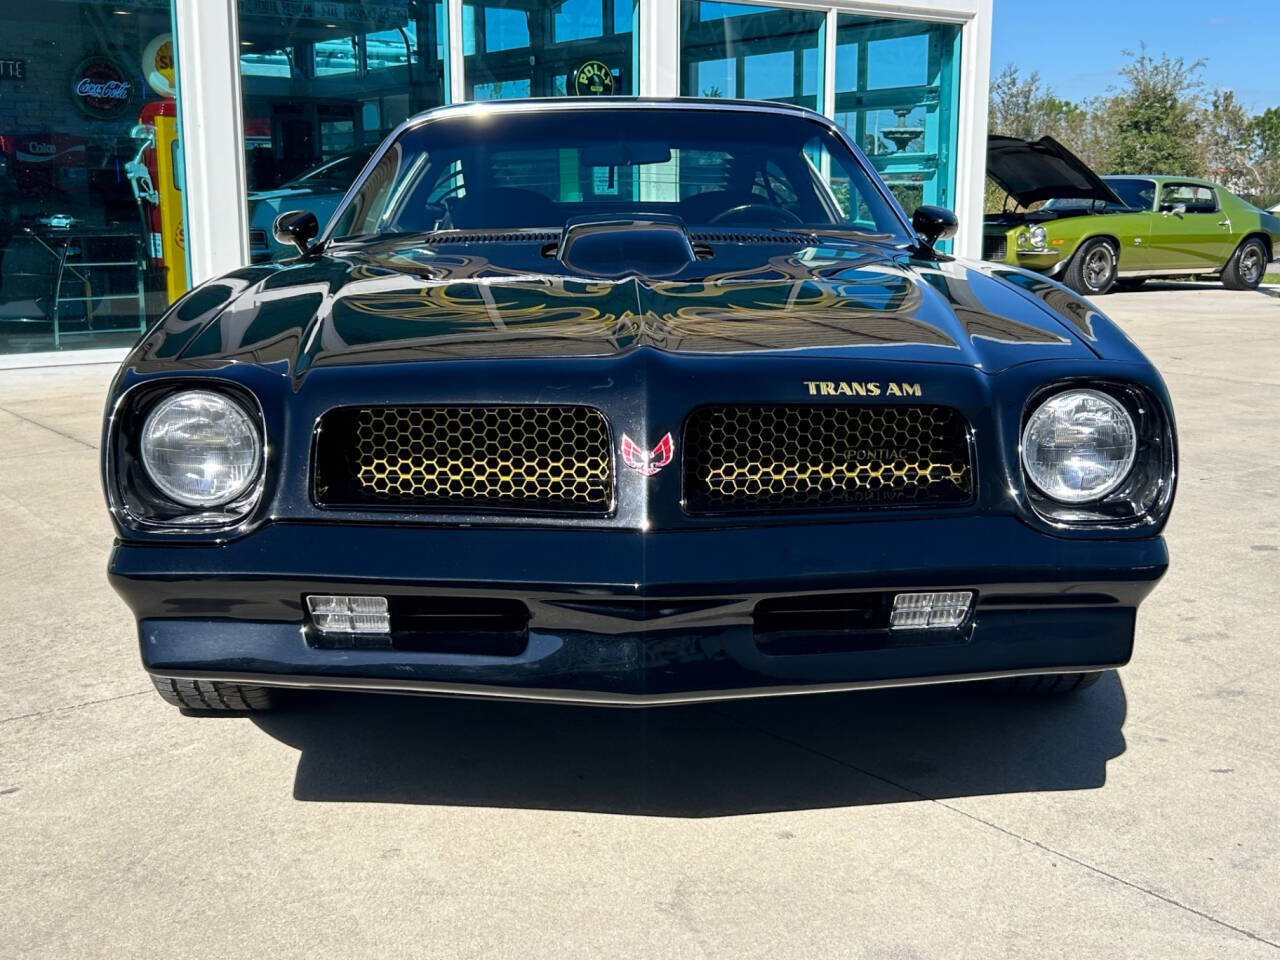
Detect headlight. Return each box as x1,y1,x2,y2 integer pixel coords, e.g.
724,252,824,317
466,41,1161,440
1028,225,1048,249
140,390,262,507
1021,389,1137,503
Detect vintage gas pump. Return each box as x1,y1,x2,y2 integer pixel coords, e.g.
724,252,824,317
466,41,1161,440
127,100,187,303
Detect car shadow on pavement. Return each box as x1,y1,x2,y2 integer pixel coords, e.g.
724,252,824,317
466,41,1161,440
252,672,1127,816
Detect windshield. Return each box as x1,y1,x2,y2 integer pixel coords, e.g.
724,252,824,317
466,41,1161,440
329,107,910,241
1103,178,1157,211
1039,197,1110,213
1039,195,1137,214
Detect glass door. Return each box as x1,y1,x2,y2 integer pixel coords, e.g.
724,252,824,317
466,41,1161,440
237,0,447,262
833,15,961,221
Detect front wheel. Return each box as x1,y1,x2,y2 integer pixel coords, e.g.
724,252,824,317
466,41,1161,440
1063,239,1117,296
983,671,1103,697
1221,237,1268,290
150,676,276,711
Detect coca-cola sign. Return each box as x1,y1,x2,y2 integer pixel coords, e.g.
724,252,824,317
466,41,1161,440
71,55,132,119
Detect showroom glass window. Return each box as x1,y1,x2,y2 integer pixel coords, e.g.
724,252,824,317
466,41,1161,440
679,2,823,107
834,15,961,218
0,0,187,355
237,0,446,261
462,0,635,100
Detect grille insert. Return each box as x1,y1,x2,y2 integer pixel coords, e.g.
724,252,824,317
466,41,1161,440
683,405,972,514
315,405,612,512
983,235,1008,260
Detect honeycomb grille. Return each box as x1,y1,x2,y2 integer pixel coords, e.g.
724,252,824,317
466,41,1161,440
683,405,972,513
315,405,612,512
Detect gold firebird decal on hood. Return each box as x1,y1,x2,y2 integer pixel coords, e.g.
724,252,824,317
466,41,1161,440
804,381,923,397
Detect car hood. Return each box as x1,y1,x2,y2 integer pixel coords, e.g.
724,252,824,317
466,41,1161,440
128,235,1108,377
987,135,1124,208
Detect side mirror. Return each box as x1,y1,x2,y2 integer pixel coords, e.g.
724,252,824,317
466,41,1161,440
273,210,320,256
912,205,959,247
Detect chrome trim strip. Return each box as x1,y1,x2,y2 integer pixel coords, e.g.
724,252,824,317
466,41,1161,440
149,664,1122,707
1116,268,1223,278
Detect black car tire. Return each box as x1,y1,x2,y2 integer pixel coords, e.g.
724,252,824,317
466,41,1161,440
983,671,1103,697
1221,237,1269,290
150,676,275,711
1063,239,1117,296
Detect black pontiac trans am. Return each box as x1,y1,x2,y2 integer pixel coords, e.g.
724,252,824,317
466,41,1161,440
102,99,1177,713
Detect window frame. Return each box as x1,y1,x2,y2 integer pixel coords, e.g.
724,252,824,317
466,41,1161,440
1159,182,1220,215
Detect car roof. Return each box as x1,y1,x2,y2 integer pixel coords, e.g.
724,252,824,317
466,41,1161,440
397,96,830,131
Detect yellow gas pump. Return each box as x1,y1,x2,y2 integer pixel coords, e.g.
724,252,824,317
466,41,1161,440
136,100,187,303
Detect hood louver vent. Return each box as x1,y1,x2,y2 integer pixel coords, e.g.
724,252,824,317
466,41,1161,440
690,231,820,246
420,230,562,245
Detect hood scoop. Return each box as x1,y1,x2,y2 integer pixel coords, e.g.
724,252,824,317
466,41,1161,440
556,214,701,279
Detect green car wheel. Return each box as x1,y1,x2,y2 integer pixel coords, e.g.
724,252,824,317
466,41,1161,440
1065,238,1117,296
1222,237,1269,291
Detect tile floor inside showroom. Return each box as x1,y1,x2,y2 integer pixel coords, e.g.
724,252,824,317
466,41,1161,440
1,283,1278,958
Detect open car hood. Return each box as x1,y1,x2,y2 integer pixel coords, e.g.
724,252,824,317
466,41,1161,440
987,135,1124,208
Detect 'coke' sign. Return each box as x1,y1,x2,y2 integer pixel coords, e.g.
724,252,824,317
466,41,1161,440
71,56,132,119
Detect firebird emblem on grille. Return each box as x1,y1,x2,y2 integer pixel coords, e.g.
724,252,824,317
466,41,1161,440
620,433,675,477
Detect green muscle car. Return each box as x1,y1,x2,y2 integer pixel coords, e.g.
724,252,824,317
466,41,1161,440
984,135,1280,295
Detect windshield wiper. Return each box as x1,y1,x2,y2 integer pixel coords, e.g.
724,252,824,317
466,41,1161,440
804,227,901,244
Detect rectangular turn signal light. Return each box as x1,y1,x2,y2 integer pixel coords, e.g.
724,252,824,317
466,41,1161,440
889,591,973,629
306,595,390,634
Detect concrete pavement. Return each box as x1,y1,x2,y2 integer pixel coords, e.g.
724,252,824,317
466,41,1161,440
1,282,1278,958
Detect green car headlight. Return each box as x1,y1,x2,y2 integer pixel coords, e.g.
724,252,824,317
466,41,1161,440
1028,225,1048,249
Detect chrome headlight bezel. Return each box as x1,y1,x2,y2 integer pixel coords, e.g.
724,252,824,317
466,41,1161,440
1027,224,1049,250
107,381,268,531
1019,381,1175,528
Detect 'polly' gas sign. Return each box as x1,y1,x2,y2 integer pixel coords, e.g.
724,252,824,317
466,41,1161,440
71,55,133,120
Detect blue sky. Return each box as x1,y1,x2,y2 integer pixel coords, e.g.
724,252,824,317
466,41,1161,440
991,2,1280,112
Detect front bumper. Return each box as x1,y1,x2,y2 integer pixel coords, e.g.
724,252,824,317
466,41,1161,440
110,516,1168,705
1015,250,1067,276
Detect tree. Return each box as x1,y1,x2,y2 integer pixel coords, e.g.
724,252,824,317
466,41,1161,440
1250,107,1280,206
1203,90,1261,194
1254,107,1280,156
1105,47,1206,175
987,64,1080,141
